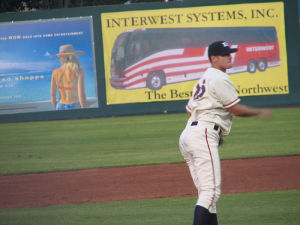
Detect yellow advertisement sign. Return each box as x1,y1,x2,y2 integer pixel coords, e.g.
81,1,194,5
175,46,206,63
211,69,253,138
101,2,288,104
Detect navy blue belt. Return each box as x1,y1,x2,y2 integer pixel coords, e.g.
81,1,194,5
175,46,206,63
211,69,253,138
191,121,221,133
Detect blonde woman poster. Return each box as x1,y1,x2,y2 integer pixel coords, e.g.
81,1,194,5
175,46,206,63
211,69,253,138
51,44,86,110
0,17,98,115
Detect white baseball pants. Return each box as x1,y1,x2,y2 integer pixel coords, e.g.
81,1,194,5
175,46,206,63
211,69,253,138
179,121,221,213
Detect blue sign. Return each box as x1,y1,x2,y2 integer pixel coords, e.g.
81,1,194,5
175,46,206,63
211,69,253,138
0,17,98,114
299,0,300,23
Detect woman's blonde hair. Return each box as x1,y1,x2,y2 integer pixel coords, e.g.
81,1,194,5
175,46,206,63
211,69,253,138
59,55,81,74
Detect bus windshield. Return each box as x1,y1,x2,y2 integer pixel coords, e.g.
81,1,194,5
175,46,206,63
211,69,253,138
111,32,129,75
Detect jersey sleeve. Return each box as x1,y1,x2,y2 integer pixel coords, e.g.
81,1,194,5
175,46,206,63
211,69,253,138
185,98,192,114
213,77,240,108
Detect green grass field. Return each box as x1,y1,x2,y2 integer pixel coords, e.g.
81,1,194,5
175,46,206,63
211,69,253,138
0,108,300,225
0,190,299,225
0,107,299,175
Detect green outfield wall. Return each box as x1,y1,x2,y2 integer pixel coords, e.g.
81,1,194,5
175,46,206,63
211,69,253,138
0,0,299,123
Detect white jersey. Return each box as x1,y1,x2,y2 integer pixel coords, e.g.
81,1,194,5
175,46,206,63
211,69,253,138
186,67,240,136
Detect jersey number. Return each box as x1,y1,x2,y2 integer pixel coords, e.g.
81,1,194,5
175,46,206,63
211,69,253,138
193,79,206,100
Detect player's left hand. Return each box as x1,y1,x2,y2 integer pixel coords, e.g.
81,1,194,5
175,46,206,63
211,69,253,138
257,109,273,120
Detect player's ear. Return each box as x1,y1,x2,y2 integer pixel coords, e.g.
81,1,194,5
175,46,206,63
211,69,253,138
211,55,218,64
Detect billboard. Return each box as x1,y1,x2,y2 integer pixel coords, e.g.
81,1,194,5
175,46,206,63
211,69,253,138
299,0,300,24
101,2,288,105
0,17,98,114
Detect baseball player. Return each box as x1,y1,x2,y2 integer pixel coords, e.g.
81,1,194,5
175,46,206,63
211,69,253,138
179,41,272,225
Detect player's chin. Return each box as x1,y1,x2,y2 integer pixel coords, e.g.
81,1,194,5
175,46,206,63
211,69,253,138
226,64,233,69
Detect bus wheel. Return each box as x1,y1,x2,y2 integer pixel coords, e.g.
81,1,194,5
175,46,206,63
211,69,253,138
257,58,267,72
247,59,257,73
146,71,166,90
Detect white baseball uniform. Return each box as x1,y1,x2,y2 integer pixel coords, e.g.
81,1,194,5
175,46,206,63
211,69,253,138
179,67,240,213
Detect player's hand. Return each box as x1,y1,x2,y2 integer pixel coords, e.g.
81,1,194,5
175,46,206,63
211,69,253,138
257,109,273,120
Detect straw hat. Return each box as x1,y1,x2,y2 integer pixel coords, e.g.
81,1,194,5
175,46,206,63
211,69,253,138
53,44,84,57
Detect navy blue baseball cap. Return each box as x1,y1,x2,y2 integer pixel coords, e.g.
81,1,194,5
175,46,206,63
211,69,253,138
208,41,238,58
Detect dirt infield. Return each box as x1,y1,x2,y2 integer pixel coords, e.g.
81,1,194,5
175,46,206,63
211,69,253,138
0,156,300,209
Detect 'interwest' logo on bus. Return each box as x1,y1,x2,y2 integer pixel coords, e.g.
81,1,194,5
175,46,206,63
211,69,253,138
246,45,275,52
